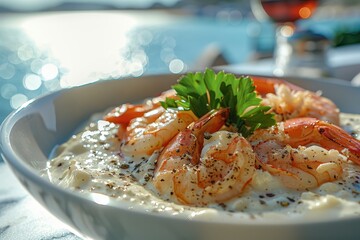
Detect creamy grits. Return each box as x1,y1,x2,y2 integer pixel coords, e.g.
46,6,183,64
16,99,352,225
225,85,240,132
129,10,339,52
46,113,360,221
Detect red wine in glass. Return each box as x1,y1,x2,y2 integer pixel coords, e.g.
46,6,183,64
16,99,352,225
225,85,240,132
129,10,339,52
252,0,319,23
251,0,321,76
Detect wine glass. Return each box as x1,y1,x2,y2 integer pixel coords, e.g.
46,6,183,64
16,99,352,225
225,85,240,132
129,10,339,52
250,0,320,76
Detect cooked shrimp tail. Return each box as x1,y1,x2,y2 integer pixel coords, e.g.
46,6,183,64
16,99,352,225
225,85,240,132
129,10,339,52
284,117,360,165
104,89,176,124
251,76,304,96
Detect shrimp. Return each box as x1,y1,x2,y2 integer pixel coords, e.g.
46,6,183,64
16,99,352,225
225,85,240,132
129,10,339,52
121,108,197,156
252,76,304,96
283,117,360,164
251,76,340,125
153,108,256,206
121,106,165,141
104,89,176,125
249,117,360,190
104,89,178,142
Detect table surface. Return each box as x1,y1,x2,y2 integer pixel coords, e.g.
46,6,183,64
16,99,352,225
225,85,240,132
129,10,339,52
1,10,360,240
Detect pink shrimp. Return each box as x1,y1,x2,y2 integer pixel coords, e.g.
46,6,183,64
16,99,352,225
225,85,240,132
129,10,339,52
153,108,256,206
121,108,197,156
103,89,184,148
250,117,360,190
104,89,176,125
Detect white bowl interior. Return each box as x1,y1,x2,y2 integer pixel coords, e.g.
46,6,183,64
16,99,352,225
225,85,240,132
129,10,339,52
2,73,360,240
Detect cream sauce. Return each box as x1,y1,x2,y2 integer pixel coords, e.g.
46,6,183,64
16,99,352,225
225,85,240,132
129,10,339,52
46,113,360,221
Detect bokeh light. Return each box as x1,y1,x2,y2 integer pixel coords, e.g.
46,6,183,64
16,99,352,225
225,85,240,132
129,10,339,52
0,63,16,80
40,63,59,81
299,7,312,19
23,74,42,90
10,93,28,109
1,83,17,99
17,44,35,61
280,25,295,38
169,58,185,73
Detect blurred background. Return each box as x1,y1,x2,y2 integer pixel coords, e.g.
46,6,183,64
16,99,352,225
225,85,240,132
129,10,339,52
1,0,360,122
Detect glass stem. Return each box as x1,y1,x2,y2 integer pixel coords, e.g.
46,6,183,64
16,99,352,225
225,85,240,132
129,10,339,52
273,22,296,76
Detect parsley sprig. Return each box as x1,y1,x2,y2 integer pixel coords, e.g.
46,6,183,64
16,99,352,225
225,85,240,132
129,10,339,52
161,69,275,137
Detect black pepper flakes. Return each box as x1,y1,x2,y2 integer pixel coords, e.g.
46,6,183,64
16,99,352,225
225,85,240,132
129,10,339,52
279,201,290,207
120,163,130,169
266,193,275,198
143,175,151,182
287,197,295,203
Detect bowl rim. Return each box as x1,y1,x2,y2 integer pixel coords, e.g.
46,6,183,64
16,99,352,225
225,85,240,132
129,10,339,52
1,73,360,228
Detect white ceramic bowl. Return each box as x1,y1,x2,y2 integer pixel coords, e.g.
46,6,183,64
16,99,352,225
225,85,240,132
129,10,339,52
1,73,360,240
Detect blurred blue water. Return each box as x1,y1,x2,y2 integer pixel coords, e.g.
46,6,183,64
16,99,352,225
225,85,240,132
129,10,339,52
0,13,268,122
0,12,359,123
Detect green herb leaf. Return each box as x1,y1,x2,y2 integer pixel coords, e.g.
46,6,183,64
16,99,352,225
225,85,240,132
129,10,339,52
161,69,276,137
